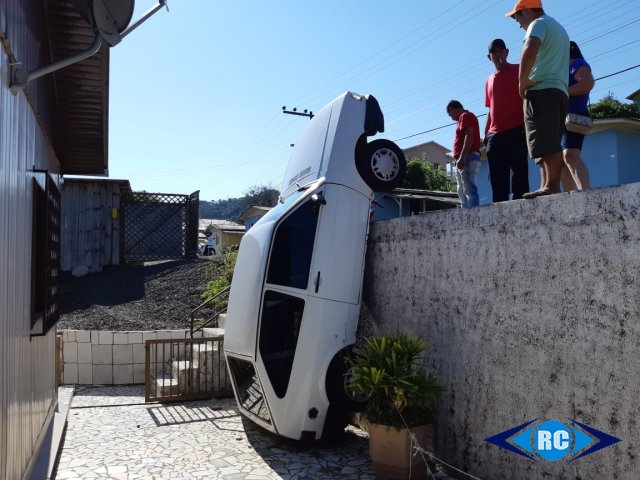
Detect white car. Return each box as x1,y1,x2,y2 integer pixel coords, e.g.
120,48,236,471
224,92,406,442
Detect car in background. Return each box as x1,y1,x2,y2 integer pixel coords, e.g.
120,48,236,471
224,91,406,442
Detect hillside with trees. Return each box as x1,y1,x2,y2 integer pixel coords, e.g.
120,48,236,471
199,185,279,221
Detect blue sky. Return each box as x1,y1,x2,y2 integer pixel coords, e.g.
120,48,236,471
108,0,640,202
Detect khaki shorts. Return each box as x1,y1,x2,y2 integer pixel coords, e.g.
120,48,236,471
524,89,568,163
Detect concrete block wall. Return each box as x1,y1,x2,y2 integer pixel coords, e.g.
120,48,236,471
60,329,195,385
364,183,640,480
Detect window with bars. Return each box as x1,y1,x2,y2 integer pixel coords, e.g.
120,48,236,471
31,174,61,336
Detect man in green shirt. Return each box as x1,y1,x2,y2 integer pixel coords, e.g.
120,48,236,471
506,0,569,198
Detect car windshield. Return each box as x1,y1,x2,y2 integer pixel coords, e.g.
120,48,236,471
259,180,323,225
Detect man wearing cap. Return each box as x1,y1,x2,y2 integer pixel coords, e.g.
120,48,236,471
484,39,530,202
506,0,569,198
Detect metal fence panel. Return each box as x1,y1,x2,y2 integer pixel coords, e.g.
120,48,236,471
145,336,232,403
122,191,199,262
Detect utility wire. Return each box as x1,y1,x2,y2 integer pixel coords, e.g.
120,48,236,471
581,17,640,45
595,64,640,81
393,64,640,143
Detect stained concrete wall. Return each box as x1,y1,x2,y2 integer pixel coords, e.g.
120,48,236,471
364,182,640,479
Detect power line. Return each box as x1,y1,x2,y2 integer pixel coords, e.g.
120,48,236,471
384,4,638,138
393,64,640,144
595,64,640,81
581,16,640,45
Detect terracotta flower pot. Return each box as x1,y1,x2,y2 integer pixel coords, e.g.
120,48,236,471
368,423,433,480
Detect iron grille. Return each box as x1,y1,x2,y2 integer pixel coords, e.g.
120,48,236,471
122,191,199,262
31,173,61,336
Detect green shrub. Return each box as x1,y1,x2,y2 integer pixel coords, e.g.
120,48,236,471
202,249,238,307
346,333,442,429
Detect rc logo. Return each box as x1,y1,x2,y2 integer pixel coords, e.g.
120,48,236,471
485,419,621,462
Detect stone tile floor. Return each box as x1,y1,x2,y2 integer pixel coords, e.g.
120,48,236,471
52,385,377,480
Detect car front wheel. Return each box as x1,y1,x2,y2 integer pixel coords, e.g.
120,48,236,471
356,139,406,191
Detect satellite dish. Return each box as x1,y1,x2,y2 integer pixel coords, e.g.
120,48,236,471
10,0,167,93
91,0,135,46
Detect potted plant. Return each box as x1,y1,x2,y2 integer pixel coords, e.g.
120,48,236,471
346,333,442,480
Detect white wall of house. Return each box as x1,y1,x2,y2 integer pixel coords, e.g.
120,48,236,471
0,48,58,479
364,182,640,479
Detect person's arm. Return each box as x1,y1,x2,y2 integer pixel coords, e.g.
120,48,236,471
569,65,595,96
519,36,541,98
483,111,492,145
456,126,474,171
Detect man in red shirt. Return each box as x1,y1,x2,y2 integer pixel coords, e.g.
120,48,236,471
484,39,530,202
447,100,481,208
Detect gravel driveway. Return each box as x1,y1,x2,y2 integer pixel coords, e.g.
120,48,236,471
58,259,218,331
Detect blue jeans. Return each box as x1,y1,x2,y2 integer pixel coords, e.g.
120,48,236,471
454,152,481,208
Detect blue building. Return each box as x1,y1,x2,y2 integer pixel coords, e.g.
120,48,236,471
239,206,271,231
473,117,640,205
373,189,459,221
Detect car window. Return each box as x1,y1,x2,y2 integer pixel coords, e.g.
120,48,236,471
259,189,306,225
266,196,320,289
259,290,305,398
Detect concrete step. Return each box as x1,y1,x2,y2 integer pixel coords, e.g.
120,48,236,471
168,357,228,394
170,359,193,380
202,327,225,338
153,374,179,397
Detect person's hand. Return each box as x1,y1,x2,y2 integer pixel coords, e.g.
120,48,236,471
519,78,539,98
456,156,466,171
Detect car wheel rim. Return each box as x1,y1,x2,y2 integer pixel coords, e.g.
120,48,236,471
371,148,400,181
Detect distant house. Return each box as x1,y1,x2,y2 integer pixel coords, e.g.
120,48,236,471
402,140,455,181
201,220,245,250
627,89,640,109
403,140,452,167
239,205,272,231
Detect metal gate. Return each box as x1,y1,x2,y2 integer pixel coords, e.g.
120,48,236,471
121,190,199,262
145,336,233,402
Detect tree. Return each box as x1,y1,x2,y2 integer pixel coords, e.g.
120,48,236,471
402,158,456,192
243,185,279,207
199,185,280,221
590,93,639,120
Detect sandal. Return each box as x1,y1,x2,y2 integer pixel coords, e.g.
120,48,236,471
523,189,552,199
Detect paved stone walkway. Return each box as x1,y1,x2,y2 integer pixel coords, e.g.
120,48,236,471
53,385,376,480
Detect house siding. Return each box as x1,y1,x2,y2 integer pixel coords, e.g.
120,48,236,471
616,130,640,186
584,130,620,188
61,181,123,272
1,14,58,480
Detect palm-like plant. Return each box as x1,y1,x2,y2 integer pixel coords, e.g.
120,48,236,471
346,333,442,429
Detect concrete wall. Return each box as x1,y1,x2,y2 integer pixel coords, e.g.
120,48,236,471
364,182,640,479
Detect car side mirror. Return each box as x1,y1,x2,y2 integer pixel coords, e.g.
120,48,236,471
311,193,327,206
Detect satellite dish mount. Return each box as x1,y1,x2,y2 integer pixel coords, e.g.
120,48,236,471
9,0,168,94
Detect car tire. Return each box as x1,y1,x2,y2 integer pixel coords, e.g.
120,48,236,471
356,139,406,191
320,349,367,444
